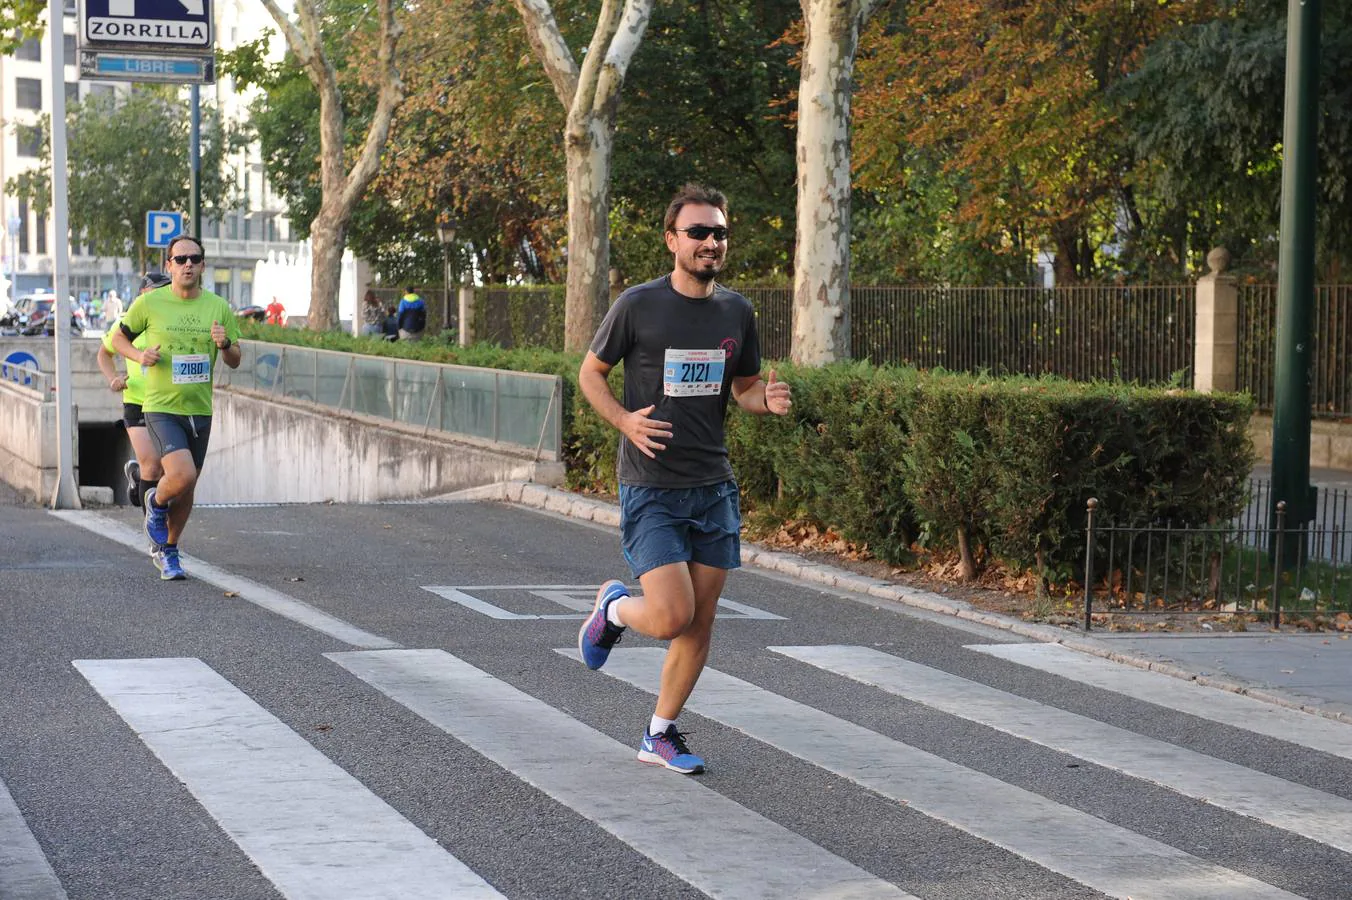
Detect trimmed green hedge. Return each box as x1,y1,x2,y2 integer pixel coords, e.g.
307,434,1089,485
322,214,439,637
236,322,1254,579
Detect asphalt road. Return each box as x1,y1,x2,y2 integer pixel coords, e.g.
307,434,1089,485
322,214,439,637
2,499,1350,899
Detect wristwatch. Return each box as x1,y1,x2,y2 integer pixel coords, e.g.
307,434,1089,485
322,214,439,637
220,337,233,350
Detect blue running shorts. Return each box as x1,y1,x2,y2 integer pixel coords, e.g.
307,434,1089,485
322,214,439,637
619,480,742,578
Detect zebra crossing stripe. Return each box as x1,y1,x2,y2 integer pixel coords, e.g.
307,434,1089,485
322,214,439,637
73,657,504,900
51,511,399,650
0,778,68,900
966,642,1352,762
576,647,1301,900
773,644,1352,854
327,648,915,900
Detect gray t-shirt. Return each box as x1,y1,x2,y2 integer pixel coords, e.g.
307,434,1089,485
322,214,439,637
590,275,762,487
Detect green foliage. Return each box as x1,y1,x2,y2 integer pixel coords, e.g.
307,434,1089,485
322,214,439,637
237,324,1252,579
5,88,244,273
1117,0,1352,276
0,2,45,55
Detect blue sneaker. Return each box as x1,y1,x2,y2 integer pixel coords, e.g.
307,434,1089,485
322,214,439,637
578,579,628,670
153,545,186,581
124,459,141,508
638,725,705,774
144,487,169,547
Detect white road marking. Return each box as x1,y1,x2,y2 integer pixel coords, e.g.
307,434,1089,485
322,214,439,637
967,642,1352,761
74,657,503,900
329,648,912,900
422,584,785,621
0,778,68,900
774,644,1352,854
574,647,1301,900
51,511,398,649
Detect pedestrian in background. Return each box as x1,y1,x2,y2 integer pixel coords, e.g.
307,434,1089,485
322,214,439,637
396,286,426,341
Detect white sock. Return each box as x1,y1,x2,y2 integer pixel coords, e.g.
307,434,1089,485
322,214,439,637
649,715,676,737
606,598,626,628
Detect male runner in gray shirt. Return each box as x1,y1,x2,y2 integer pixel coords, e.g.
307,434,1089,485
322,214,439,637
577,183,792,773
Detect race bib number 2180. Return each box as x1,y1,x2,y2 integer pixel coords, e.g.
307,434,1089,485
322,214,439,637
171,353,211,384
663,348,725,397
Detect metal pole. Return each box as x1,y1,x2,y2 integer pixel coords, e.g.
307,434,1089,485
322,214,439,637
1083,498,1097,631
443,244,451,337
1270,0,1320,562
1271,501,1288,630
190,85,201,236
48,0,80,509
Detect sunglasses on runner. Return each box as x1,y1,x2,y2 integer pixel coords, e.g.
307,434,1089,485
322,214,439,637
170,253,204,265
675,225,728,242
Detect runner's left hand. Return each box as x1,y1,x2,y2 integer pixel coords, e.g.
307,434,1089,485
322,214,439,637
211,320,227,348
765,369,791,415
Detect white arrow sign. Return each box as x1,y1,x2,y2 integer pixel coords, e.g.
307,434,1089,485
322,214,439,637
107,0,204,16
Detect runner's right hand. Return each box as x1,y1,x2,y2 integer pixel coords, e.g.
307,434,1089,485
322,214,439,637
140,345,161,367
620,404,673,458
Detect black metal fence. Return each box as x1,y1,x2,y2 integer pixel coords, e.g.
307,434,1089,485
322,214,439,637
1237,284,1352,417
1080,480,1352,630
738,284,1195,385
464,280,1352,416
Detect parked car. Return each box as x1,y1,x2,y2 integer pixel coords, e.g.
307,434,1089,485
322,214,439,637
236,305,267,322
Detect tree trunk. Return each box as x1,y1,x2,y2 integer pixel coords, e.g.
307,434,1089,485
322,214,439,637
512,0,650,353
260,0,403,333
307,212,345,331
957,526,978,581
563,119,612,352
791,0,878,366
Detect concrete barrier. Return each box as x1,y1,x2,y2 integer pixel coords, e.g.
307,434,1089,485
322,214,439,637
194,388,565,504
0,379,68,502
0,336,125,424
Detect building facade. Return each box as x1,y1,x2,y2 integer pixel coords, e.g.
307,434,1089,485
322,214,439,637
0,0,298,309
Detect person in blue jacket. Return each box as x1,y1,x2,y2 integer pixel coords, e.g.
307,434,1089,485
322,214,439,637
396,286,426,341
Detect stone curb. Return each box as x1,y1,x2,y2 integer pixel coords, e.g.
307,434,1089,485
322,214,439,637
441,481,1350,724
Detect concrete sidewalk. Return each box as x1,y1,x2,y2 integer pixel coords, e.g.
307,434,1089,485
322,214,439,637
449,481,1352,726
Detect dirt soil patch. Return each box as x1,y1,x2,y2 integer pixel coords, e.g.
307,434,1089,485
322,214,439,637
743,518,1351,636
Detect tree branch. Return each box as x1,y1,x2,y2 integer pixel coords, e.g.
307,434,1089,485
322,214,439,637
511,0,579,110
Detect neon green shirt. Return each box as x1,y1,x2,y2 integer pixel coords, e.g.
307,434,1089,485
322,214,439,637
120,286,241,416
101,316,149,407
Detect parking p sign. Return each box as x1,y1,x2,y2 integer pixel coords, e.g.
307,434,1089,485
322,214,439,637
146,210,183,248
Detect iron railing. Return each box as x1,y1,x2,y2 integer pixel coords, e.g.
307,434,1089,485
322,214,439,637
1081,482,1352,630
1238,284,1352,418
739,285,1195,384
463,281,1352,415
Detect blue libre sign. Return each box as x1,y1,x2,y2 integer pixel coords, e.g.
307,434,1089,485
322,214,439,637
94,55,212,80
81,0,212,50
146,211,184,249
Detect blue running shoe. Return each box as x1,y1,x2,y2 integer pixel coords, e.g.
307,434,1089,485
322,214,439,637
144,487,169,547
124,459,141,508
155,545,186,581
578,579,627,670
638,725,705,774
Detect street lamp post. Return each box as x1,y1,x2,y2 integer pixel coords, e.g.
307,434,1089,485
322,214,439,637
436,212,457,337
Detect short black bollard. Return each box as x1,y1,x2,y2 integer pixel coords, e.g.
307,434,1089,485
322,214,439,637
1083,498,1098,631
1270,501,1286,631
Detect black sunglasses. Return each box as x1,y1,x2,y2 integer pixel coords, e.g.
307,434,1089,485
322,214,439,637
169,253,204,265
675,225,728,242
